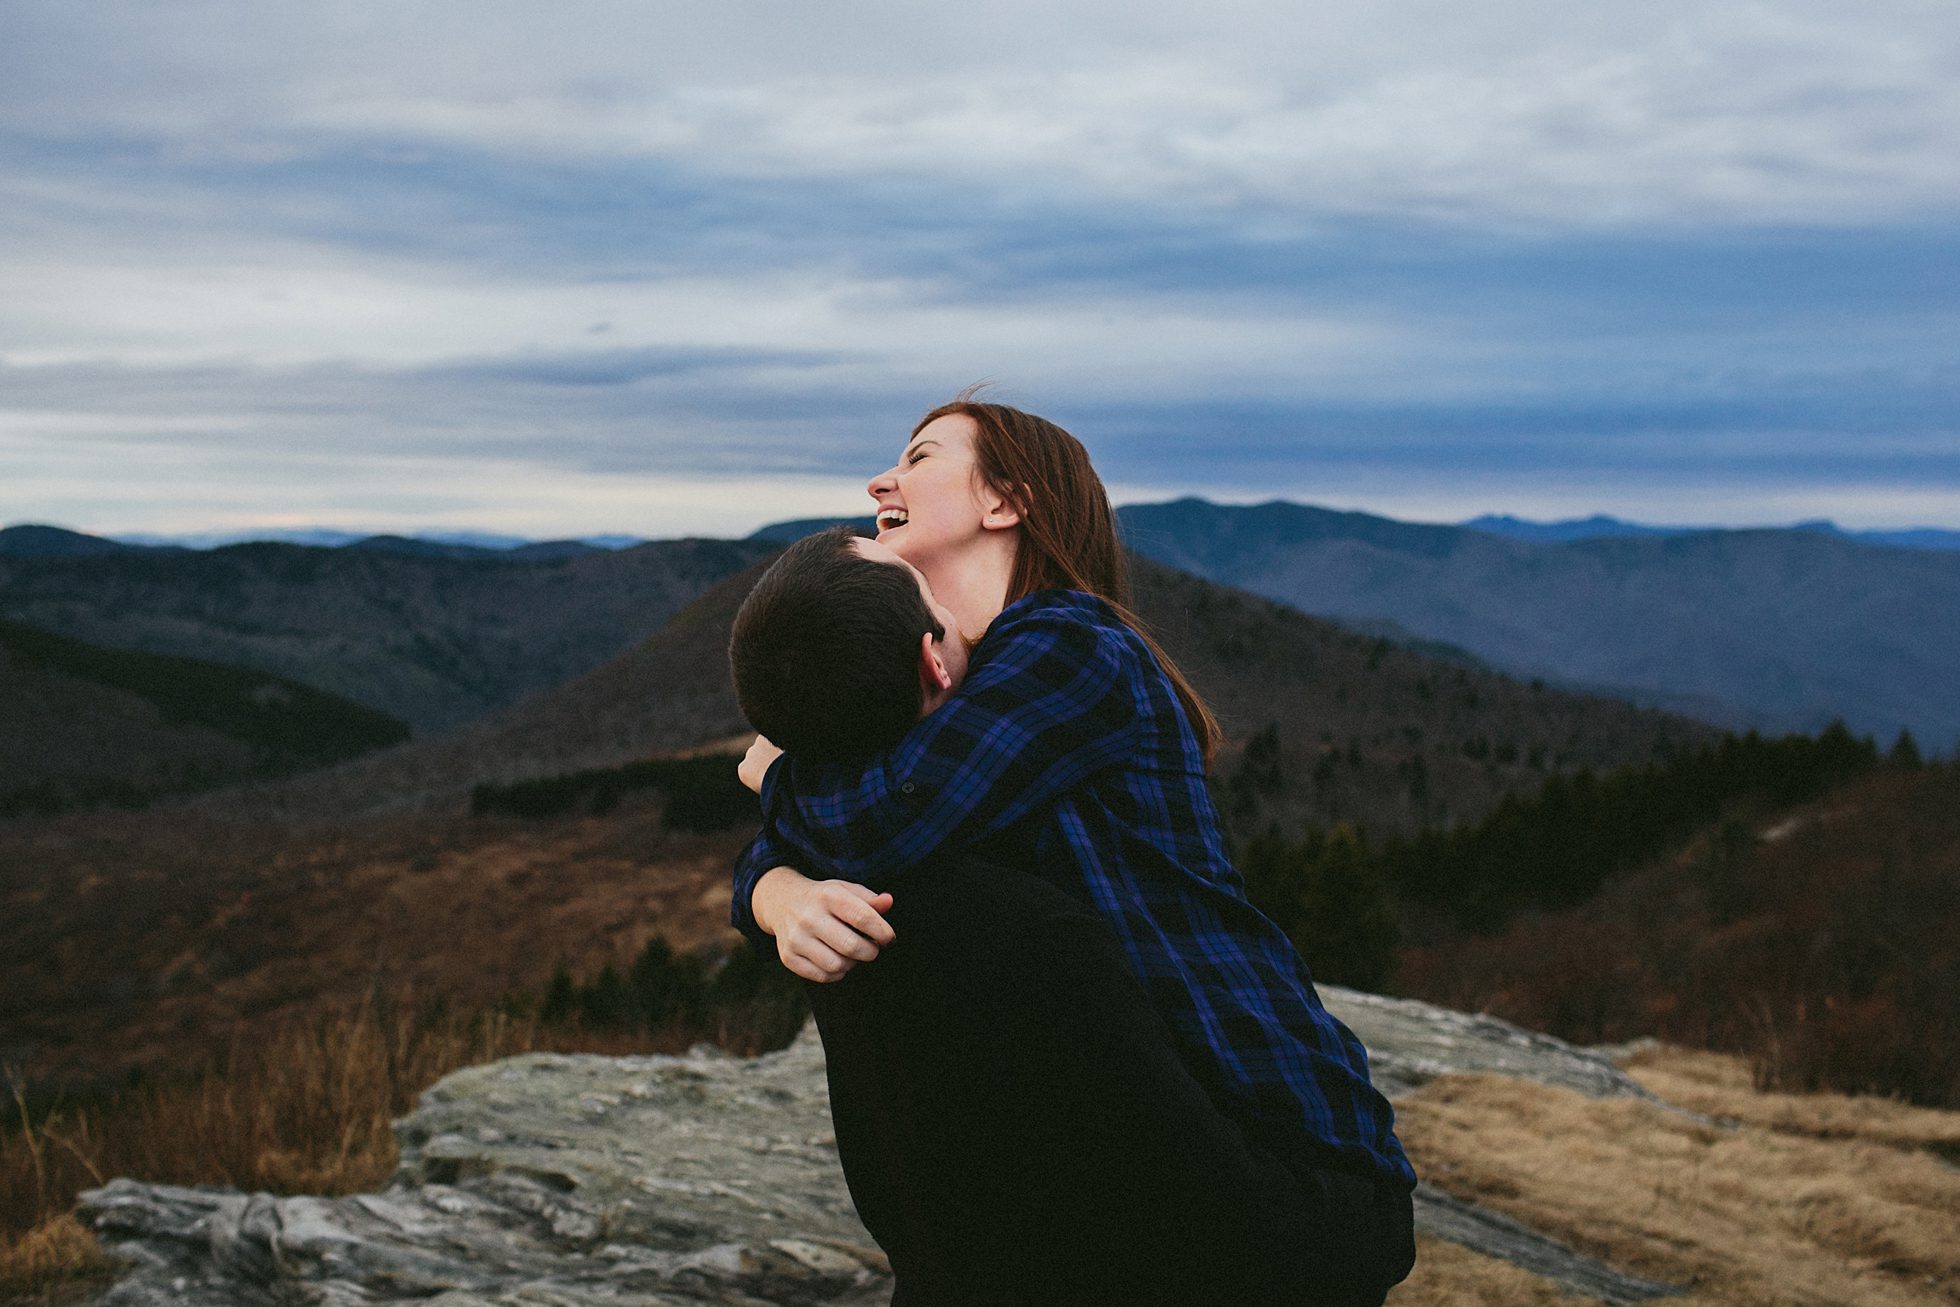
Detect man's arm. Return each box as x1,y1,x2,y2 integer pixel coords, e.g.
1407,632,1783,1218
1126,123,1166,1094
761,600,1144,886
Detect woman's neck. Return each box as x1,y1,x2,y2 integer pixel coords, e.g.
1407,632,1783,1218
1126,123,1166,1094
927,534,1018,646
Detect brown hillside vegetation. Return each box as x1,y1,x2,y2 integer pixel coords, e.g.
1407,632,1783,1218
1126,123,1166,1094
1398,761,1960,1106
1,552,1711,1104
1393,1044,1960,1306
0,791,751,1097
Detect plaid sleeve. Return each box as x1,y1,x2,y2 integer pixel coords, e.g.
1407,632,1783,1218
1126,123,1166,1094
730,756,798,953
760,600,1144,886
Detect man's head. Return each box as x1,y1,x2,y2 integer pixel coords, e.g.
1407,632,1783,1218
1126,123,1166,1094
729,525,968,763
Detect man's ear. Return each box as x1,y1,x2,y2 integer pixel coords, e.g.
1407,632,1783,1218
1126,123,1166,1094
918,631,954,699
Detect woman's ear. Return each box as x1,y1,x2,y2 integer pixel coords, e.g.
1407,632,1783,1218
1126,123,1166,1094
979,482,1029,531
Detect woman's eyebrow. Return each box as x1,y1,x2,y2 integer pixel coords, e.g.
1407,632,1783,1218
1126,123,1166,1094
903,439,940,458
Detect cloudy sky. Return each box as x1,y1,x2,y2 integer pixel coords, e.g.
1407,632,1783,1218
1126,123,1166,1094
3,1,1956,539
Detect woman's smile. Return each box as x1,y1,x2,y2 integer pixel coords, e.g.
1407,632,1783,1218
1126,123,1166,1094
866,413,997,567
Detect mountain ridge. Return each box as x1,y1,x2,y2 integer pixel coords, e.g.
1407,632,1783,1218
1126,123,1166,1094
0,618,408,817
0,536,777,735
15,506,1956,554
1114,498,1960,752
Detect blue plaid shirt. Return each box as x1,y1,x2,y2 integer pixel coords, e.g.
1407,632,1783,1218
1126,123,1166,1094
732,588,1416,1188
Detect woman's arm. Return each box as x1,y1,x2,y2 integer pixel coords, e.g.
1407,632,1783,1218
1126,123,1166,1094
759,597,1144,885
738,735,783,794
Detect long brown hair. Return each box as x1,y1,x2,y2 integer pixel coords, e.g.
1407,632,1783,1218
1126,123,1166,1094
913,392,1224,770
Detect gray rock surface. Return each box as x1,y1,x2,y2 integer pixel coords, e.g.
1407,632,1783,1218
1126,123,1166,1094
78,991,1679,1305
1317,985,1655,1101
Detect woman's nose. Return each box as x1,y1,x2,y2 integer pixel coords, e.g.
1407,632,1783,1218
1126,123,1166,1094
867,466,898,498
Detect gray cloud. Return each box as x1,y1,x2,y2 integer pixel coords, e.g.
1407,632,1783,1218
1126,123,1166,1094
7,2,1957,226
1,2,1956,534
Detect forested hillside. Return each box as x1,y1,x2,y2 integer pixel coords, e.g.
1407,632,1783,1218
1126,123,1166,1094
0,536,775,733
0,619,406,817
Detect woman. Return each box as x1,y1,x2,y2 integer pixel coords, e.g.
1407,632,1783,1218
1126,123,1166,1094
733,396,1416,1305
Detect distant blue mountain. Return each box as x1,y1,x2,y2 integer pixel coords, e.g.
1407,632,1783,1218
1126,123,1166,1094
17,505,1960,750
112,527,373,549
1460,514,1684,543
745,516,874,543
341,535,614,562
1464,513,1960,551
415,530,539,550
1865,527,1960,550
6,525,649,553
1116,498,1960,753
25,510,1951,556
0,524,149,557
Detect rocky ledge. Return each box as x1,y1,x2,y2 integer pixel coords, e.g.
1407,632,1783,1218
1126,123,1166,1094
77,987,1680,1306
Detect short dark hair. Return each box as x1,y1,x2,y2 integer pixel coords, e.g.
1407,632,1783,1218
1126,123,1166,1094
729,525,944,762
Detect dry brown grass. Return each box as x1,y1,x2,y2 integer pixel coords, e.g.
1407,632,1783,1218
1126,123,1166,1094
0,985,705,1303
1387,1235,1672,1306
0,1213,110,1306
0,800,749,1099
1624,1044,1960,1157
1392,1046,1960,1307
5,987,534,1233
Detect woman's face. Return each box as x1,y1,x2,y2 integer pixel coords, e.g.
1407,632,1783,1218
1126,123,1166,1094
865,413,1012,577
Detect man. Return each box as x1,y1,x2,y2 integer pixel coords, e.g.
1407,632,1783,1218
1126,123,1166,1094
727,525,1416,1306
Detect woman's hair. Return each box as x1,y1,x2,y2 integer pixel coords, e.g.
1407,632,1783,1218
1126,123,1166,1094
913,391,1224,769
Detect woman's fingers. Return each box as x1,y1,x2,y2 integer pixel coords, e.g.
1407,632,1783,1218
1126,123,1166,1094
781,936,855,983
813,913,884,963
802,882,895,948
833,887,897,946
774,881,895,982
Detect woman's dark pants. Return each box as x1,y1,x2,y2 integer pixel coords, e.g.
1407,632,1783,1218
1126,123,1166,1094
800,858,1416,1306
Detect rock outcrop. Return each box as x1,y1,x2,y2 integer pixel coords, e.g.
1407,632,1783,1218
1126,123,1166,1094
77,988,1680,1305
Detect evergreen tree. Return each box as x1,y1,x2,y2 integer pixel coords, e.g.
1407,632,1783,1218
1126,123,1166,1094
539,962,577,1024
629,935,708,1028
1292,825,1400,992
578,962,631,1030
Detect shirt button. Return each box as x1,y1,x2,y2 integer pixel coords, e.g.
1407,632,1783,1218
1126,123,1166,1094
900,782,916,794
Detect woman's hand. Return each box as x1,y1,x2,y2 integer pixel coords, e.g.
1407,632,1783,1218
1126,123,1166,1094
739,735,784,794
752,865,895,983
